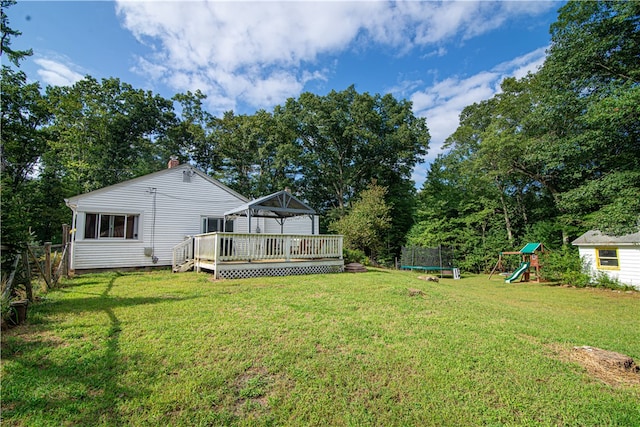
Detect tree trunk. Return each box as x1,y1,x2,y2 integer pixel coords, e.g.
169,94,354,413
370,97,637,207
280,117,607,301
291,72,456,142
496,180,513,241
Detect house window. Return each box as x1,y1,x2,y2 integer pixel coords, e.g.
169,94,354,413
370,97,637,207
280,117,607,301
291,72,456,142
202,217,233,233
596,248,619,270
85,213,139,239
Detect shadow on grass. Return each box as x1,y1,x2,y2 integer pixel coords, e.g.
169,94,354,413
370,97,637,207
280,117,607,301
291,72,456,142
1,273,195,425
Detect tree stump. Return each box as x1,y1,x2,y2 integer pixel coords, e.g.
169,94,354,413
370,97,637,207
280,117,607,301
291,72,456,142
344,263,367,273
572,346,639,373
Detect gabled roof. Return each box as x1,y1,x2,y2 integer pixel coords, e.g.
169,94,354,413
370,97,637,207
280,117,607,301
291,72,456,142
572,230,640,246
520,242,542,254
224,190,315,219
65,163,248,207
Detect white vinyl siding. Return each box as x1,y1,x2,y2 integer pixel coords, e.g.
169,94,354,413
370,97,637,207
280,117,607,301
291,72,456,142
69,166,248,270
578,246,640,290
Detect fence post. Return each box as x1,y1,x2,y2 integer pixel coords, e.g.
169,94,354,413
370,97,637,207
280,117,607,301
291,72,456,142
44,242,52,287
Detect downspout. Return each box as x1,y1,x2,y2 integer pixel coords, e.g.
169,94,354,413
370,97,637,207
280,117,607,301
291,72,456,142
64,199,77,271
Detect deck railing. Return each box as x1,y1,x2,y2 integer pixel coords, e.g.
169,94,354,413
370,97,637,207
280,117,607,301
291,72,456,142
193,233,343,264
172,236,194,271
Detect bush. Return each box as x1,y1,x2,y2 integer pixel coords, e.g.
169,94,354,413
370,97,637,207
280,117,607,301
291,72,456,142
541,246,591,287
592,271,635,291
541,246,636,290
343,248,368,265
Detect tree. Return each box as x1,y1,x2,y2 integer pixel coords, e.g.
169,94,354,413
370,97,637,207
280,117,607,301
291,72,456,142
277,86,429,256
532,0,640,236
329,182,391,263
168,90,219,173
44,76,178,195
1,0,32,66
0,0,43,248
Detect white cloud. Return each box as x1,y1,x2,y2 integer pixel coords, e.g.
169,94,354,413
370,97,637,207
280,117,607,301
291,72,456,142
114,0,556,114
33,58,84,87
407,46,548,187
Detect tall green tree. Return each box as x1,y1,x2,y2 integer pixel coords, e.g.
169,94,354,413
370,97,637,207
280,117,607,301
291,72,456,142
1,67,50,246
329,182,391,263
533,0,640,235
277,86,429,256
169,90,219,173
44,76,178,195
1,0,32,66
0,0,43,248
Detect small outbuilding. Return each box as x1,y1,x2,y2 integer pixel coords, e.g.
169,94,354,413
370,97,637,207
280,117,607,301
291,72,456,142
572,230,640,290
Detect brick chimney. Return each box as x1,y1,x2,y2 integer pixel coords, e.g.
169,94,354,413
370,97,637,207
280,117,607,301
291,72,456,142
168,155,179,169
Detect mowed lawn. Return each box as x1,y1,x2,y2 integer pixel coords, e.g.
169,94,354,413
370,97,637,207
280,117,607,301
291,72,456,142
2,269,639,426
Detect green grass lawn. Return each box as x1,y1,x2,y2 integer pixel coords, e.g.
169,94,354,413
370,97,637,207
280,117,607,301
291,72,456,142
2,269,639,426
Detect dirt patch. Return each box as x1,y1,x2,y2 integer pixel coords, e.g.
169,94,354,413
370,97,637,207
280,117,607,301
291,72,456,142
407,288,424,297
231,365,272,416
547,343,640,387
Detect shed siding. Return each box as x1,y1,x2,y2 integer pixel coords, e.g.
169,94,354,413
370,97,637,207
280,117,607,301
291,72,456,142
578,246,640,290
71,168,248,269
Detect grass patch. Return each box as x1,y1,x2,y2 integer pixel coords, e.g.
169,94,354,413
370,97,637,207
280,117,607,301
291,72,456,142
2,270,639,426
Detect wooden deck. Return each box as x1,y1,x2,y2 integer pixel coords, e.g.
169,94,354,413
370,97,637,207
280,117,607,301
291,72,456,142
173,233,344,279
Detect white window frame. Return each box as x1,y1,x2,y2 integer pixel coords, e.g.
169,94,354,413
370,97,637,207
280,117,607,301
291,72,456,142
83,212,140,240
201,216,234,233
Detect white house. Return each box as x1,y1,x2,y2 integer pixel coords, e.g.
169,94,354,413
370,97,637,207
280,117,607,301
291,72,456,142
65,160,321,273
572,230,640,289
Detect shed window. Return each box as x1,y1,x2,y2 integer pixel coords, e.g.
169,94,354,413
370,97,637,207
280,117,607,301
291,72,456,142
85,213,139,240
596,248,619,270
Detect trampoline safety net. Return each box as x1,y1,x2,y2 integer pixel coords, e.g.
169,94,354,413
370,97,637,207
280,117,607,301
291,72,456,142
400,245,455,269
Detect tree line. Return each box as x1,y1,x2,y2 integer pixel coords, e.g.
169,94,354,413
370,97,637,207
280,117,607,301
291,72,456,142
2,0,638,271
407,1,639,272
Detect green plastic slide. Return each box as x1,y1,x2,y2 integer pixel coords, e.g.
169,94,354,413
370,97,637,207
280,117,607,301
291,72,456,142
505,262,530,283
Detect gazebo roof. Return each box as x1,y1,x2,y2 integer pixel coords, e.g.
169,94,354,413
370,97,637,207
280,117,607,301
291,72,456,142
224,190,315,219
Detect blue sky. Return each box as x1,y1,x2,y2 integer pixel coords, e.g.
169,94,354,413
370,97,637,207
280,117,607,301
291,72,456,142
8,0,564,187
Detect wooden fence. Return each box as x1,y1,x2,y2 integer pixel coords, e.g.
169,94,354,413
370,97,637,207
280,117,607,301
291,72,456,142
1,225,71,303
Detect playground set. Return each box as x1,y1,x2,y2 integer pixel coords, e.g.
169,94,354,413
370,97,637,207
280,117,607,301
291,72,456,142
489,242,544,283
400,245,460,279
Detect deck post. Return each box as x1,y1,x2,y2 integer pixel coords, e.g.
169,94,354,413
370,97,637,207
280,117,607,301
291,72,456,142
195,236,201,273
285,235,291,262
213,233,219,279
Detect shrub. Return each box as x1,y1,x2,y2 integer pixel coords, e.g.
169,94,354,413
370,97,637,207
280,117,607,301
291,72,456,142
343,248,368,265
541,246,591,287
592,271,635,291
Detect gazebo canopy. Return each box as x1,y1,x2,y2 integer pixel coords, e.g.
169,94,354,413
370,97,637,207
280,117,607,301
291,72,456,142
224,190,316,233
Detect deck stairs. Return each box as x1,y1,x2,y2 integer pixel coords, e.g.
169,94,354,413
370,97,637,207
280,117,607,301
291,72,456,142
172,237,195,273
173,259,194,273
